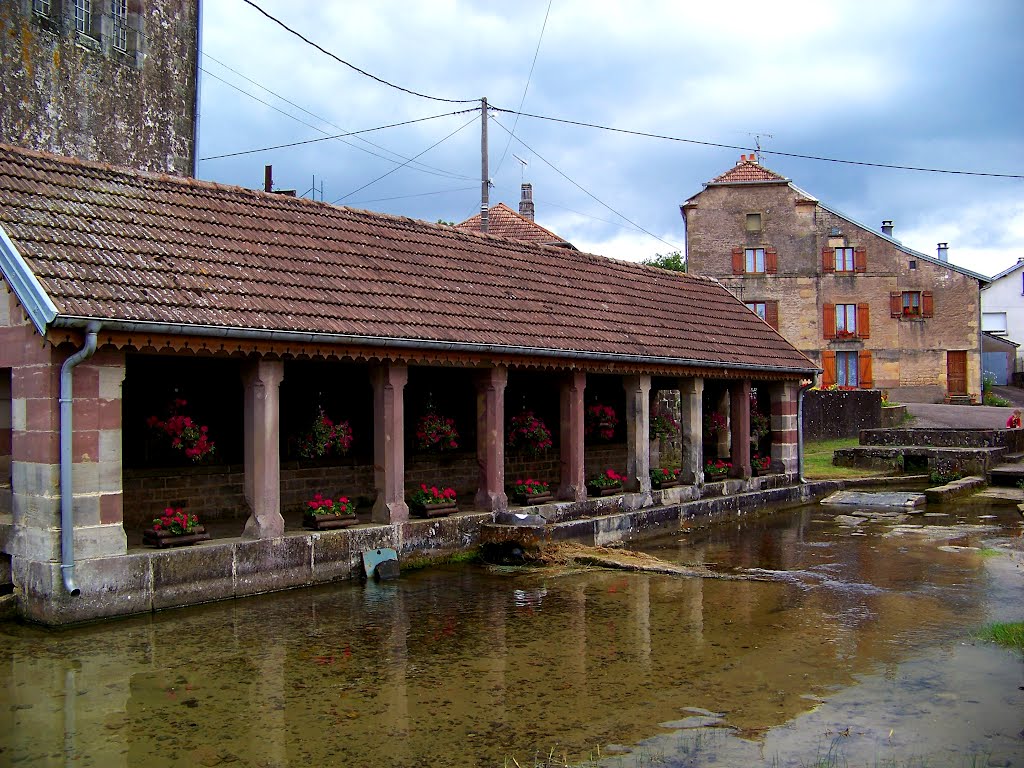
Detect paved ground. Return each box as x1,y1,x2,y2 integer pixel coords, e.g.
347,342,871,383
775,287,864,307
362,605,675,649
904,385,1024,428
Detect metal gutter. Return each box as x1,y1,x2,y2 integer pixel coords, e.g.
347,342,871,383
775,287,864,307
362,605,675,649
50,315,821,378
59,322,100,596
0,223,58,336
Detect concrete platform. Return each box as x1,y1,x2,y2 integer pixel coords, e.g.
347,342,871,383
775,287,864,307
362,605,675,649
820,490,926,508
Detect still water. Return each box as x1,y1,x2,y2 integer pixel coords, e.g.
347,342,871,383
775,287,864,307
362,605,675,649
1,500,1022,767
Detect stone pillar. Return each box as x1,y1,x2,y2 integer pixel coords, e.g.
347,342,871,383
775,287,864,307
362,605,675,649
729,379,752,479
678,377,704,484
371,363,409,524
241,358,284,539
557,371,586,501
770,380,800,474
475,365,508,513
623,374,652,494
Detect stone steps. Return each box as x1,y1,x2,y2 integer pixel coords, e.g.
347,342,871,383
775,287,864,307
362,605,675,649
988,464,1024,486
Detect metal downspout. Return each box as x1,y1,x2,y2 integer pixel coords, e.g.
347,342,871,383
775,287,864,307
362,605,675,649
59,322,101,596
797,381,814,483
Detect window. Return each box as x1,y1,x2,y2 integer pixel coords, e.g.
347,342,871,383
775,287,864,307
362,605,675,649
835,248,855,272
824,303,870,339
745,248,765,273
909,260,917,270
112,0,128,51
983,312,1008,335
890,291,933,319
836,304,857,336
745,213,762,232
744,300,779,330
32,0,52,15
732,246,777,275
74,0,92,34
822,246,867,273
836,351,859,387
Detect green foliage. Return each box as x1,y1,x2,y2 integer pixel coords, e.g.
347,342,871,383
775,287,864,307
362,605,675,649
929,470,963,485
641,251,686,272
983,392,1011,407
976,621,1024,652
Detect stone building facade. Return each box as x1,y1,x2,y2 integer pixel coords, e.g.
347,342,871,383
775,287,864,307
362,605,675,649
0,0,200,176
682,155,989,403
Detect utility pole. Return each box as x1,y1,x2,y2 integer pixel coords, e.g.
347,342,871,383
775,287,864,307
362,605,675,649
480,97,489,233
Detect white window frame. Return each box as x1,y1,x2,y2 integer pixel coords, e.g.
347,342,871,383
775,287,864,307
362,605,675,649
744,248,765,274
745,302,767,320
112,0,128,51
836,304,857,335
74,0,92,34
835,247,855,272
983,312,1008,335
836,351,859,387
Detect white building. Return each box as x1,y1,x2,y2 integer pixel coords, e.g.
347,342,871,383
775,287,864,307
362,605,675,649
981,258,1024,384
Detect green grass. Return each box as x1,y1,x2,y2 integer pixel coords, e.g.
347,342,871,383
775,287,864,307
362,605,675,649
976,621,1024,652
802,438,893,480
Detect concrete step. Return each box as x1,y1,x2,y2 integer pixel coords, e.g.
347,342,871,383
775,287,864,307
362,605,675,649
988,464,1024,486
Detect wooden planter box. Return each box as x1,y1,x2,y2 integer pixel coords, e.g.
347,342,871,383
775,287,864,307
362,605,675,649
514,492,553,506
303,513,358,531
651,479,679,490
704,472,729,481
587,484,621,497
143,526,211,548
411,501,457,518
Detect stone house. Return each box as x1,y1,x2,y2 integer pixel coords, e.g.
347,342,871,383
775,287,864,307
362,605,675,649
0,0,200,176
681,155,989,403
0,144,817,624
981,259,1024,383
456,184,576,249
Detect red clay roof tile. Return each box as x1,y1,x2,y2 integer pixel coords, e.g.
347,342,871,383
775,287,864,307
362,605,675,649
711,156,788,184
455,203,573,247
0,144,814,374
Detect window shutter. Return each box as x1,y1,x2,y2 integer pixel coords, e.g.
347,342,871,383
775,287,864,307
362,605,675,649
922,291,934,318
822,247,835,273
765,247,778,274
764,301,779,331
890,292,902,318
823,303,836,339
856,303,870,338
732,247,744,275
854,247,867,273
858,350,874,388
821,351,836,388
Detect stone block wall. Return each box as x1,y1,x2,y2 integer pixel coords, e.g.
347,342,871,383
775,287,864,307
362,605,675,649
803,389,882,440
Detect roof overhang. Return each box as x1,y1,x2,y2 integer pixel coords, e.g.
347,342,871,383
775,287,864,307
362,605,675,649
0,222,58,335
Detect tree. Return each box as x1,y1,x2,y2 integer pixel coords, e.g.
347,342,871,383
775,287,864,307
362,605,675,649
642,251,686,272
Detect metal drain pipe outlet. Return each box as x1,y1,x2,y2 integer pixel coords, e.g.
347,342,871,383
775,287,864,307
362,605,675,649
59,322,101,596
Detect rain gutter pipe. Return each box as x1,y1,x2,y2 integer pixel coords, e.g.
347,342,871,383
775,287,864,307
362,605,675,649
50,316,819,378
797,381,815,483
59,321,101,596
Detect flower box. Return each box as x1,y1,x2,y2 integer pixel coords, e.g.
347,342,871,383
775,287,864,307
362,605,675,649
587,484,621,497
514,492,553,506
143,526,210,548
652,479,679,489
303,513,358,531
411,501,457,518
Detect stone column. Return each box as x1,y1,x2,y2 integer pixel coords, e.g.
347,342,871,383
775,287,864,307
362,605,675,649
678,377,704,484
242,358,284,539
729,379,752,479
475,365,508,513
770,380,800,474
371,363,409,524
623,374,652,494
557,371,586,501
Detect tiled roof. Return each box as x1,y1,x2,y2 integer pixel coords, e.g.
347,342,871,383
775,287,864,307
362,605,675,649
0,144,815,374
710,156,788,184
455,203,573,248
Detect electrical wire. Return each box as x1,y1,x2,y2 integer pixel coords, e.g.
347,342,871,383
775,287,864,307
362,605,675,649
199,109,477,162
240,0,478,105
490,107,1024,179
334,113,480,203
493,0,553,178
347,186,478,206
489,117,683,251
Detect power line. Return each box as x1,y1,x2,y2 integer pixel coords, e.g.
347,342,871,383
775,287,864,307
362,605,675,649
334,113,480,203
348,186,477,206
201,53,475,182
240,0,478,105
493,0,553,178
199,109,477,162
489,117,683,252
490,107,1024,179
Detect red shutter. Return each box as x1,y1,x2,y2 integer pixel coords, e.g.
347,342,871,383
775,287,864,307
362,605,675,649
922,291,934,318
856,303,870,339
732,247,744,274
858,350,874,388
854,247,867,273
890,292,902,317
823,303,836,339
765,301,779,330
821,350,836,388
765,247,778,274
822,247,835,273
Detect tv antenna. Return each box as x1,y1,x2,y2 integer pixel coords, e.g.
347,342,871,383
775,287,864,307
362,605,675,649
513,153,529,182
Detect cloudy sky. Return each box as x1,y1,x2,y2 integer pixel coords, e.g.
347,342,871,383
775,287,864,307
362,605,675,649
198,0,1024,278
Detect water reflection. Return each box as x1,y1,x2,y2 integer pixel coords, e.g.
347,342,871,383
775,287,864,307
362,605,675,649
0,502,1020,767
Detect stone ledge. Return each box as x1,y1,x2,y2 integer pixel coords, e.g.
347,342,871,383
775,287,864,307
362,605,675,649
923,476,987,504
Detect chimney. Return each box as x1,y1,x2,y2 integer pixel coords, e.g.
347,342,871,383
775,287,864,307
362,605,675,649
881,220,894,237
264,165,273,192
937,242,949,262
519,183,535,221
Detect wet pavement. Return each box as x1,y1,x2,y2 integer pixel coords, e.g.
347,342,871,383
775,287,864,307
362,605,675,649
1,495,1022,767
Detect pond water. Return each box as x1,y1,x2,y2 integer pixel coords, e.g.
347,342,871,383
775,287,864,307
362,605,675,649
1,498,1022,767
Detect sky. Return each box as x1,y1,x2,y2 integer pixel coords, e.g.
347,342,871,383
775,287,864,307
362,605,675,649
197,0,1024,278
